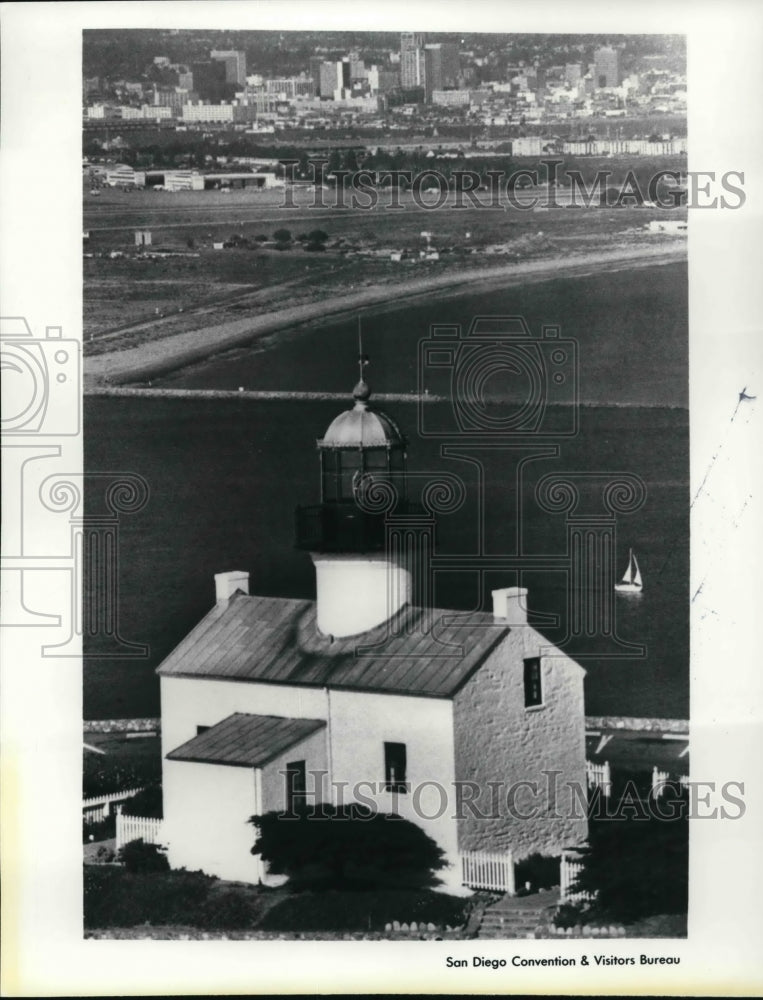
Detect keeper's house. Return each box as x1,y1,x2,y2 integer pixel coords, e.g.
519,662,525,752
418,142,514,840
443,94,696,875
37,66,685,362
157,375,588,888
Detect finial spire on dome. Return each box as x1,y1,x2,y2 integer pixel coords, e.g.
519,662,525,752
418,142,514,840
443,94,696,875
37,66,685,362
353,317,371,403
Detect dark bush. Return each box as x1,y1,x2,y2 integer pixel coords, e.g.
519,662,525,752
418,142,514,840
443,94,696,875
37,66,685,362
515,853,561,893
122,785,163,818
554,901,589,929
306,229,328,244
119,838,169,874
303,242,326,252
197,890,261,930
84,866,212,928
260,889,470,933
272,228,292,243
250,804,446,890
571,788,689,923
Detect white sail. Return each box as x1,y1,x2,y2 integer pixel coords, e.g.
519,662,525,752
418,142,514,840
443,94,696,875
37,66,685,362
616,549,643,591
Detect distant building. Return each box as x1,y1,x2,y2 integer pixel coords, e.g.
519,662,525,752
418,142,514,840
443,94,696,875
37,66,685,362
424,42,460,102
191,60,229,103
152,87,192,113
135,230,152,247
594,46,621,89
182,102,235,122
564,63,582,86
210,49,247,85
264,75,315,99
400,32,424,89
319,61,342,100
432,89,470,107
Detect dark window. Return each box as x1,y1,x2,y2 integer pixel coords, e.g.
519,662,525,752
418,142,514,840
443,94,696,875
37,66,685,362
196,725,210,735
285,759,307,813
524,657,543,708
384,742,407,792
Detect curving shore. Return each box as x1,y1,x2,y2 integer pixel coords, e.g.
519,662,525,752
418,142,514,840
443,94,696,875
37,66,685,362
84,241,686,390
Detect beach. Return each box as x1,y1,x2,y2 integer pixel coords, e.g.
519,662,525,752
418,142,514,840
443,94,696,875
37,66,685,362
84,240,685,388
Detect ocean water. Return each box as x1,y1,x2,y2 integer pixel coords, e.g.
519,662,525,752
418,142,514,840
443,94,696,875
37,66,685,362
84,262,688,720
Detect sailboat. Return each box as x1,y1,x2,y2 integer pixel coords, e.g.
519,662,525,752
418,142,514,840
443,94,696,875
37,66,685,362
615,548,643,594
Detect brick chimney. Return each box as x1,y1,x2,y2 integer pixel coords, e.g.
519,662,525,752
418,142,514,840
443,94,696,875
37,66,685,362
492,586,528,625
214,570,249,604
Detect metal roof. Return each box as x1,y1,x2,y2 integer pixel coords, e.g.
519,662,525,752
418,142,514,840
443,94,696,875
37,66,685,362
156,594,510,698
166,712,326,767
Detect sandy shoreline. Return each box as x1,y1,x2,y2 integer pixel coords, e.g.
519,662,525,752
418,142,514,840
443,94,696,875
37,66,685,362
84,241,686,390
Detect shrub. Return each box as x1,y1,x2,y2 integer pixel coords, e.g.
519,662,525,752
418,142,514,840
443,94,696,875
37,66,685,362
260,889,470,933
553,901,590,929
197,890,262,930
122,785,163,818
515,853,561,893
272,228,292,243
118,838,169,874
571,788,689,923
84,866,213,928
250,804,447,890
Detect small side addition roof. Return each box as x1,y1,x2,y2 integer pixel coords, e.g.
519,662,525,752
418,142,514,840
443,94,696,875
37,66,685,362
166,712,326,768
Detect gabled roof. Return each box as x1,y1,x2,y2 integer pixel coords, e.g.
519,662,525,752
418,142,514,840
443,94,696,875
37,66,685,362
166,712,325,768
156,595,510,699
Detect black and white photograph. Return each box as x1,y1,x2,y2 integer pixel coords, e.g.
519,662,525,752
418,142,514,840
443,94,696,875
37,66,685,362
1,2,762,996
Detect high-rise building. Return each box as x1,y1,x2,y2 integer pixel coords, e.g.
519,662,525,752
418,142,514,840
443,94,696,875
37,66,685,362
190,60,228,102
319,61,341,99
400,32,424,88
210,49,247,85
594,46,620,89
423,42,460,102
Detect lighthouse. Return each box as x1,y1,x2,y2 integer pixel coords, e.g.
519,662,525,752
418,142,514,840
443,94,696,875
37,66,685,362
295,354,414,638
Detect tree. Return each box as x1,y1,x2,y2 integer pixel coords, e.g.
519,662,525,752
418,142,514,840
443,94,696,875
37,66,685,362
571,787,689,923
250,804,447,890
272,228,292,244
306,229,328,244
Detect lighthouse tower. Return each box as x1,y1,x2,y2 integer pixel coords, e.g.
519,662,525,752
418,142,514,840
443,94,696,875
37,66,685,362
295,357,412,638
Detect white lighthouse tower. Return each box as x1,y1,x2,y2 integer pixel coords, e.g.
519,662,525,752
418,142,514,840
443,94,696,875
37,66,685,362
295,356,413,638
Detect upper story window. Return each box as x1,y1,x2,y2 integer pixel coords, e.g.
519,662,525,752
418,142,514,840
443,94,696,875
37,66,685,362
384,741,407,793
524,657,543,708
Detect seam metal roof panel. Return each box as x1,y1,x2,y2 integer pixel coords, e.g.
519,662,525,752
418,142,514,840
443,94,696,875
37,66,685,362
166,712,326,768
157,594,509,698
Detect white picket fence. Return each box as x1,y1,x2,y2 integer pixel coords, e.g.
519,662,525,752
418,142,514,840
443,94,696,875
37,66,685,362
460,849,515,894
652,767,689,799
82,787,144,825
586,760,612,798
560,846,594,903
115,810,165,852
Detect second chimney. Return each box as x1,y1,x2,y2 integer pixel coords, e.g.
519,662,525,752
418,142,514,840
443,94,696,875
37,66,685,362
492,586,529,625
215,570,250,604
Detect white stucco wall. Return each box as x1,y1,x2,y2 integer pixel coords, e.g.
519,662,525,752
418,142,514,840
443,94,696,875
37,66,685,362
326,688,461,887
160,676,462,886
311,553,410,637
163,758,264,883
160,676,329,765
259,727,329,813
453,629,588,861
